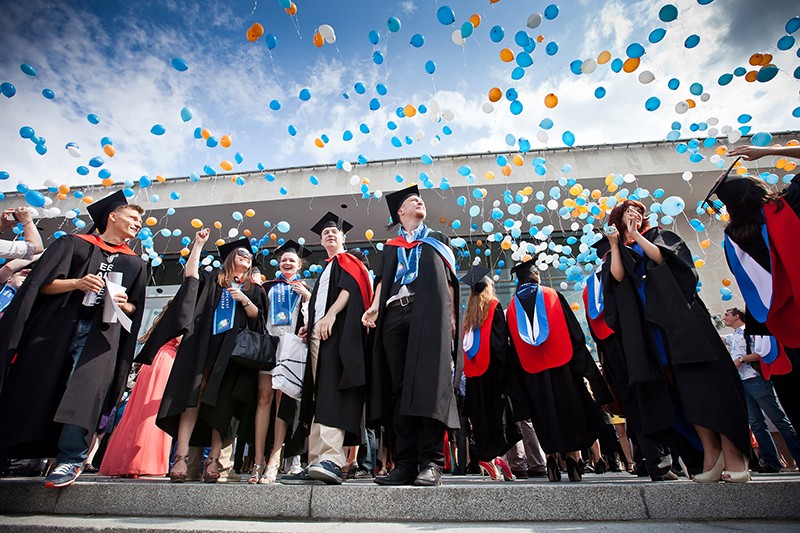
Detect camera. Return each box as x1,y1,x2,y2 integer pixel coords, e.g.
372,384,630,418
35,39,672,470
603,225,618,236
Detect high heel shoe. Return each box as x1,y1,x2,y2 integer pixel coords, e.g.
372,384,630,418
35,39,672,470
493,458,516,481
169,455,189,483
546,456,561,482
565,457,582,482
259,463,279,484
722,454,750,483
248,463,265,484
693,453,725,483
478,460,500,480
202,456,221,483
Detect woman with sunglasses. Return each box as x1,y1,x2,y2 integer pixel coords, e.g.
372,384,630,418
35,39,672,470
137,228,266,483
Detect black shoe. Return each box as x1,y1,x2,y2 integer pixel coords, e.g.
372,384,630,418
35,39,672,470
280,469,325,485
566,457,582,482
593,458,607,475
650,470,679,482
308,461,343,485
452,466,466,476
374,467,416,486
758,464,782,474
511,469,528,479
528,469,547,478
353,468,374,479
546,456,561,482
413,465,442,486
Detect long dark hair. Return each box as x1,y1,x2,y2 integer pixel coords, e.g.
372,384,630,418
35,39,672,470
217,248,254,290
724,177,783,243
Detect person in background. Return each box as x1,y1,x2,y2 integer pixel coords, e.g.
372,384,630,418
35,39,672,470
0,206,43,260
0,266,30,318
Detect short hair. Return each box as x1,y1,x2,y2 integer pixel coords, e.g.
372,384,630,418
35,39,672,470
726,307,744,320
114,204,144,216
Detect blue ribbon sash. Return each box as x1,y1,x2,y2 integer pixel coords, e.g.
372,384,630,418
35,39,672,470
212,285,237,335
513,284,550,346
463,327,481,360
270,275,301,326
723,223,772,323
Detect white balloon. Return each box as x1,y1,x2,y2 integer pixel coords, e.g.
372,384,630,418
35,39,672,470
430,137,440,147
547,199,558,210
429,99,441,113
527,13,542,29
66,142,81,158
374,190,383,199
442,109,455,121
414,129,425,141
707,127,719,137
44,178,57,188
43,196,53,206
451,29,466,46
623,173,636,183
493,200,500,208
707,117,719,126
318,24,336,44
537,130,549,143
228,228,239,238
682,171,693,182
728,130,742,143
350,175,360,185
700,93,710,102
675,101,689,114
342,161,352,172
580,59,597,74
570,222,580,231
721,125,732,134
638,70,655,84
482,102,494,114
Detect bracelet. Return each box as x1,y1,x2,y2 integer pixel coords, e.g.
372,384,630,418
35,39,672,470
242,300,251,308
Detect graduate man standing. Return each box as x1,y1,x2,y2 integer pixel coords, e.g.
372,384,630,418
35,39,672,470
0,190,147,488
281,212,373,485
362,185,461,487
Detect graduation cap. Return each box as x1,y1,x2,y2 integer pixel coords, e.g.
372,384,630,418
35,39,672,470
385,185,421,226
86,190,128,234
701,156,744,212
217,237,252,262
461,266,490,293
274,239,312,259
510,257,537,281
310,211,352,235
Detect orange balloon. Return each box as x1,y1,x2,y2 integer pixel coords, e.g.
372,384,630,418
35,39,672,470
156,175,166,183
214,220,222,229
57,193,67,200
201,128,211,140
250,23,264,38
82,196,94,204
438,217,447,224
512,154,524,166
761,53,773,65
499,48,514,62
313,31,324,47
243,229,251,237
745,70,758,82
570,302,581,312
597,50,611,64
536,34,544,43
722,278,732,287
191,218,203,229
785,161,797,172
700,239,710,249
469,14,481,28
270,233,277,241
501,164,512,176
101,178,114,186
476,240,483,247
58,184,70,194
246,29,257,42
748,53,763,66
215,238,225,247
485,171,496,180
544,93,558,108
285,2,297,15
180,248,190,257
403,104,417,117
220,160,233,171
686,98,696,108
488,87,502,102
622,57,640,73
145,217,157,226
314,137,325,148
245,209,255,217
490,0,500,4
220,134,232,148
103,145,116,157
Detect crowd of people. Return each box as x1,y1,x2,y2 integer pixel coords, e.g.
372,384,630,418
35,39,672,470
0,146,799,489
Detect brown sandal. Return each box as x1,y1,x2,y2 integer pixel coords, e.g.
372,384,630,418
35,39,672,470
170,455,189,483
202,456,221,483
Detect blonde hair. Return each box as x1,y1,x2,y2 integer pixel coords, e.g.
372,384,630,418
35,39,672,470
217,248,254,291
463,277,496,332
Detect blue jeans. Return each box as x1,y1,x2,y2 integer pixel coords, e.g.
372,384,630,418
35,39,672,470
742,375,800,469
56,319,93,464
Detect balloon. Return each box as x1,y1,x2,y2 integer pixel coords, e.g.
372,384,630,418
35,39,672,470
372,51,384,65
546,41,558,55
20,63,37,76
277,220,291,233
354,82,366,94
500,49,514,62
645,97,661,111
543,4,559,20
562,131,575,146
527,13,542,29
436,6,455,25
470,13,481,28
265,33,277,50
87,113,100,124
387,16,401,32
581,59,597,74
180,107,193,122
284,2,297,15
368,30,380,45
622,57,640,73
24,190,45,208
103,145,116,157
594,87,606,99
659,5,678,22
638,70,655,84
365,229,374,240
751,132,773,147
544,93,558,108
151,124,166,135
649,28,667,43
410,33,424,47
425,60,436,74
171,58,188,71
626,43,645,58
0,82,16,98
313,31,324,47
42,88,55,99
403,104,416,117
191,218,203,229
661,196,685,216
451,30,466,46
299,88,311,101
64,142,81,158
510,100,523,115
684,34,700,48
460,21,474,38
490,25,505,42
318,24,336,43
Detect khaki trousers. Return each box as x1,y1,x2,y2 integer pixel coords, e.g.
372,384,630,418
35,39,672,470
307,324,346,467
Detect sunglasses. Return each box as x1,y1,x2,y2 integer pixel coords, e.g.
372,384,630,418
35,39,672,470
235,248,253,259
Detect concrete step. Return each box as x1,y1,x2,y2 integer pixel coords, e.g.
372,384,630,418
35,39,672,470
0,472,798,524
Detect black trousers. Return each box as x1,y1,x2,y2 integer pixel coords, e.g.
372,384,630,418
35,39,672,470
771,348,800,432
383,304,446,473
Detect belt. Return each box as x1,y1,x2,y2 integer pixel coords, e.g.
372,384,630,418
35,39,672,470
387,295,415,308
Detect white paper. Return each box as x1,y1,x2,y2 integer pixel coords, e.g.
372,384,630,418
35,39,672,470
103,277,133,332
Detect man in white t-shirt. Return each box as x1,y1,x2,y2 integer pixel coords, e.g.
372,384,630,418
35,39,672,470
0,207,43,260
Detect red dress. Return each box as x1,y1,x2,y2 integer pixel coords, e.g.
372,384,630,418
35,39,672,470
99,339,179,477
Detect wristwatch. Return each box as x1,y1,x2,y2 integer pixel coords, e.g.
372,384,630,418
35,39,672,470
242,300,251,308
737,356,744,365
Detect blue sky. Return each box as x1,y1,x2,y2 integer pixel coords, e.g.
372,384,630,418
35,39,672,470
0,0,797,195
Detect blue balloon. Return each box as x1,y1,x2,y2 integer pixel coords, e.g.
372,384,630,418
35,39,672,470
150,124,166,135
170,191,181,201
668,78,680,90
787,16,800,34
751,132,773,147
87,113,100,124
626,42,645,58
288,124,297,136
738,114,752,124
343,130,353,141
206,136,218,148
171,57,188,72
41,88,55,99
562,130,575,147
490,25,505,43
77,166,89,175
516,52,533,67
460,21,474,38
570,60,583,75
24,190,45,208
310,175,319,185
645,96,661,111
510,100,523,115
369,98,381,110
0,82,16,98
298,88,311,101
139,176,152,188
514,31,529,47
436,6,455,25
265,33,277,50
545,41,558,56
610,58,623,73
661,196,685,216
718,73,733,85
410,33,424,47
99,137,113,147
540,118,554,129
425,60,436,74
684,34,700,48
19,126,35,139
360,123,370,134
376,83,388,95
756,65,779,83
387,16,401,33
368,30,380,45
658,4,678,22
16,183,29,194
89,156,104,168
544,4,559,20
511,67,525,80
594,86,606,99
0,171,8,180
505,88,518,101
372,51,384,65
20,63,37,76
193,127,203,139
391,136,402,148
354,82,366,94
689,82,703,96
98,169,111,179
269,99,281,111
648,28,666,43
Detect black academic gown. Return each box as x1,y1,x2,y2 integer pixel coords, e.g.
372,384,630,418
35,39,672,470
136,270,267,445
507,288,611,454
601,227,750,454
463,303,521,461
367,231,461,430
0,235,146,457
298,255,369,441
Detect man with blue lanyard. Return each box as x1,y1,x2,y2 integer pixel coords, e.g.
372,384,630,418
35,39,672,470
363,185,461,487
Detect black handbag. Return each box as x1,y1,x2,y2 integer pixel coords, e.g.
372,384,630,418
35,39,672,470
230,317,276,371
